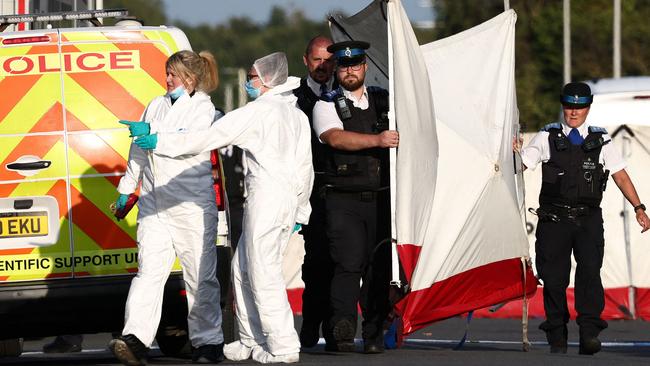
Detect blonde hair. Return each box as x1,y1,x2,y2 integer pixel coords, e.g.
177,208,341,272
166,50,219,93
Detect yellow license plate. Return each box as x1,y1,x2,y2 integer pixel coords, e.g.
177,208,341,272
0,211,49,238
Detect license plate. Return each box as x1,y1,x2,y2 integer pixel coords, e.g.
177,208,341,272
0,211,49,238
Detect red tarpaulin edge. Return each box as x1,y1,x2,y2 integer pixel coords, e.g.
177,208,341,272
394,257,538,335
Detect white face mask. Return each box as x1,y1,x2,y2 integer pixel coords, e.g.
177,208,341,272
168,85,185,100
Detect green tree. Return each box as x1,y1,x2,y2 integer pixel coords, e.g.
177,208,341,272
103,0,167,26
175,7,330,109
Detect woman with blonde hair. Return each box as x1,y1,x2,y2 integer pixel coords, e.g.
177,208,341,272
109,50,224,365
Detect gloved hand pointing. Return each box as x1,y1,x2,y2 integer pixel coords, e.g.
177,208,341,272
119,120,150,137
135,134,158,150
116,193,129,211
293,223,302,233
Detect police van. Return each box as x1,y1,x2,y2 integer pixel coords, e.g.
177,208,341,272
0,9,232,357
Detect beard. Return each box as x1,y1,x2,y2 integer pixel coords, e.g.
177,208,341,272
310,67,330,84
340,73,365,91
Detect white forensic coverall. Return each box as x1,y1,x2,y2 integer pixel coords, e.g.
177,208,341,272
117,91,223,348
154,77,314,356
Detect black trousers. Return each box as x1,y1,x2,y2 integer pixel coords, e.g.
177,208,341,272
324,190,391,343
300,186,332,331
535,206,608,339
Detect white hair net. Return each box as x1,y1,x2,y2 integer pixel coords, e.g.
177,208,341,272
253,52,288,88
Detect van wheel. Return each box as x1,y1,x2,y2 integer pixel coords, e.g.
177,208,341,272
0,338,23,357
155,326,191,358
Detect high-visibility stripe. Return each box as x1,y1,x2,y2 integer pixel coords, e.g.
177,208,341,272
68,72,144,122
0,100,64,170
67,132,127,176
60,31,107,42
67,41,164,106
0,248,34,255
44,179,68,219
105,175,122,187
114,42,169,90
0,183,18,198
0,74,62,134
63,104,87,131
62,74,122,129
146,30,181,55
68,184,135,250
0,74,42,126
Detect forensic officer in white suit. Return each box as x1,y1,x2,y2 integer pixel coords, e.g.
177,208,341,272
133,52,313,364
110,50,224,366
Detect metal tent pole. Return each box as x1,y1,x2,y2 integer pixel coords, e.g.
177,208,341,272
563,0,571,84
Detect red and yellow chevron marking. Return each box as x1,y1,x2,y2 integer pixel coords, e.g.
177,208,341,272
1,30,183,281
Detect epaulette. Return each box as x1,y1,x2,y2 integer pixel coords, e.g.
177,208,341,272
588,126,608,134
321,89,341,102
540,122,562,132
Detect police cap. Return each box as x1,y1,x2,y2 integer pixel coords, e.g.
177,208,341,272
560,82,593,108
327,40,370,67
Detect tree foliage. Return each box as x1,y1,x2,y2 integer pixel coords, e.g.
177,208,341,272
434,0,650,130
104,0,167,26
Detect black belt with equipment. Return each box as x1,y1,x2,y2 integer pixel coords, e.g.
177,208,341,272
322,186,388,202
529,203,592,224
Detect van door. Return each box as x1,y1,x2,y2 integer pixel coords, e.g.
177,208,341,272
0,31,70,281
60,29,177,277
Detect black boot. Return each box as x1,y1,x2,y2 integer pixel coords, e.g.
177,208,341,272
544,326,568,354
578,326,602,355
108,334,148,366
325,319,356,352
43,335,82,353
192,343,224,364
300,320,321,348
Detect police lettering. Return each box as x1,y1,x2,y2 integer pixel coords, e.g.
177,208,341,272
0,51,138,76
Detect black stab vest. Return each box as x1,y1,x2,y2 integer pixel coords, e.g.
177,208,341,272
323,89,389,191
539,127,608,207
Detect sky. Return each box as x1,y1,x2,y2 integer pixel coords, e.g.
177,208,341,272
160,0,435,28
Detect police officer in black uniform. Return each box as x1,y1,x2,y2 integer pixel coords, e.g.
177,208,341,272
312,40,399,354
292,35,337,348
520,82,650,355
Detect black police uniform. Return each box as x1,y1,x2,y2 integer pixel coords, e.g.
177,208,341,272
322,89,392,352
293,78,335,346
535,121,610,353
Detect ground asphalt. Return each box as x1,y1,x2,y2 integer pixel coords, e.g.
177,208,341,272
3,317,650,365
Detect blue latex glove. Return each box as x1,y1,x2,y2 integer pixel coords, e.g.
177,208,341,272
135,133,158,150
119,120,150,137
116,193,129,211
293,223,302,233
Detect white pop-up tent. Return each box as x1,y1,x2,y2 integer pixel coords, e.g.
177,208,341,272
388,5,536,334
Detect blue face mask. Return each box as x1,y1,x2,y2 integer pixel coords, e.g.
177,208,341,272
244,80,261,100
168,85,185,100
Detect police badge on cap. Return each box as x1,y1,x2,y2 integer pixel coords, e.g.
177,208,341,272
327,40,370,67
560,82,593,108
